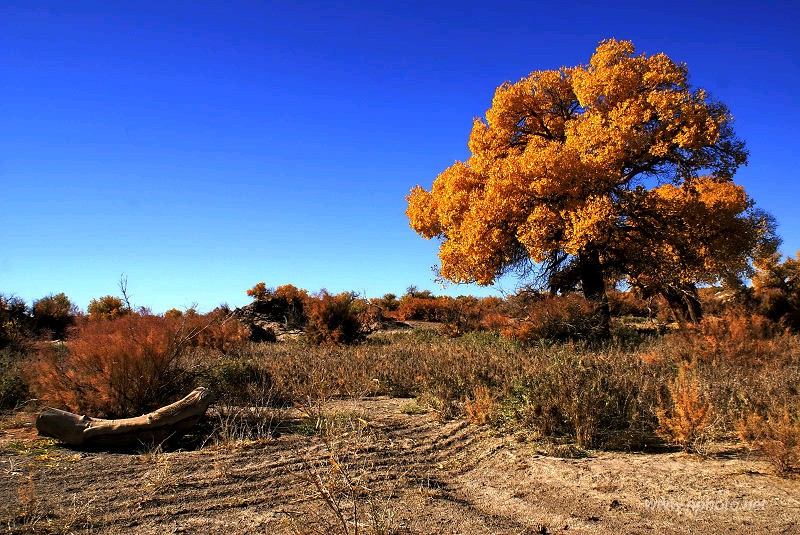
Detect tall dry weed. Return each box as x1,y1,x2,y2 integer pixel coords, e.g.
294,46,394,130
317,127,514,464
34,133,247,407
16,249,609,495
657,361,714,452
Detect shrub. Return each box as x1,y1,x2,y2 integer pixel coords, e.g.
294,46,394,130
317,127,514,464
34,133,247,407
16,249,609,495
0,347,30,409
1,294,30,350
674,309,785,366
370,293,400,313
87,295,128,321
738,403,800,474
184,311,250,353
394,296,452,322
750,251,800,330
607,289,652,318
32,293,77,340
246,282,269,300
246,283,310,329
306,291,364,345
656,362,714,452
201,357,273,406
465,384,495,425
502,294,606,343
498,351,654,448
27,315,197,417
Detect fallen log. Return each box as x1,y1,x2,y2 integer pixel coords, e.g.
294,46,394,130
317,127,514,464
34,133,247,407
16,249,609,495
36,387,214,447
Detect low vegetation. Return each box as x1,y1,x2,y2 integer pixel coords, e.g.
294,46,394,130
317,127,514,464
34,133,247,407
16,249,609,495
2,252,800,479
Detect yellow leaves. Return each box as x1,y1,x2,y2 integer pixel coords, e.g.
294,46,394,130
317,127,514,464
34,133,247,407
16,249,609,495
621,178,760,289
405,186,440,239
564,196,615,254
518,205,563,262
651,177,748,219
588,38,635,70
693,177,747,213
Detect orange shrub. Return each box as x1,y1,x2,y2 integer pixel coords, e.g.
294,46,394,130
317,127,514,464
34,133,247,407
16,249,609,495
656,362,714,452
675,309,784,366
184,311,249,353
246,282,269,300
27,315,197,417
305,291,364,345
246,283,310,329
394,296,452,322
465,384,495,425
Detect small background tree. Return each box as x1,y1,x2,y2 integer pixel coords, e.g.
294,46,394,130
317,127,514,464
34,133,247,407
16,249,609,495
87,295,129,321
306,291,364,345
32,293,77,339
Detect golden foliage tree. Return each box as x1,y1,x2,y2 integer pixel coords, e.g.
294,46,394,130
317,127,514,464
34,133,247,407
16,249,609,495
406,39,776,326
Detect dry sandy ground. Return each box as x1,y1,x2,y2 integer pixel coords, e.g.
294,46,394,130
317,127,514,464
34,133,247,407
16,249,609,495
1,397,798,534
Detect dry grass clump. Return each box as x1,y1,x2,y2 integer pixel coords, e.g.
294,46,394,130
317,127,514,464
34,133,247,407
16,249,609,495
656,362,715,452
738,403,800,475
502,294,608,343
495,348,665,448
464,384,495,426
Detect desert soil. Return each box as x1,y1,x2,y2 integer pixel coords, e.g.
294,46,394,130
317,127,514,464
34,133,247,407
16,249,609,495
1,397,798,534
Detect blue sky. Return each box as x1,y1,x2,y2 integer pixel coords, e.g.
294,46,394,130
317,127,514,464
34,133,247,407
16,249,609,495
2,1,799,312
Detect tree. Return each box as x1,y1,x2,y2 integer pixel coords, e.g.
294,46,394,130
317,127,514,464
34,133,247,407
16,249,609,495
406,39,776,328
750,251,800,329
87,295,128,320
246,282,268,301
32,293,78,339
0,294,30,349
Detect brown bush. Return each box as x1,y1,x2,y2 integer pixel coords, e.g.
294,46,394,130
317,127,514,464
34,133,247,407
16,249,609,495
246,282,269,300
465,384,495,425
750,251,800,330
246,283,310,329
738,403,800,474
183,312,249,353
306,291,364,345
673,309,785,366
27,315,202,417
606,289,652,318
394,296,452,322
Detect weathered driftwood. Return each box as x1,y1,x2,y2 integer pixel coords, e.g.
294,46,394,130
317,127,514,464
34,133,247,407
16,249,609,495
36,387,214,447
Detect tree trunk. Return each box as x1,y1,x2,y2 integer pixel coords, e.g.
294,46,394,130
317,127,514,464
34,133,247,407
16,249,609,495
36,387,214,447
578,250,611,337
662,284,703,323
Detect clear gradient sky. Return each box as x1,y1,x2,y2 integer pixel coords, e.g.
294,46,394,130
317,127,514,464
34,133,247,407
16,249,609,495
2,1,799,313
